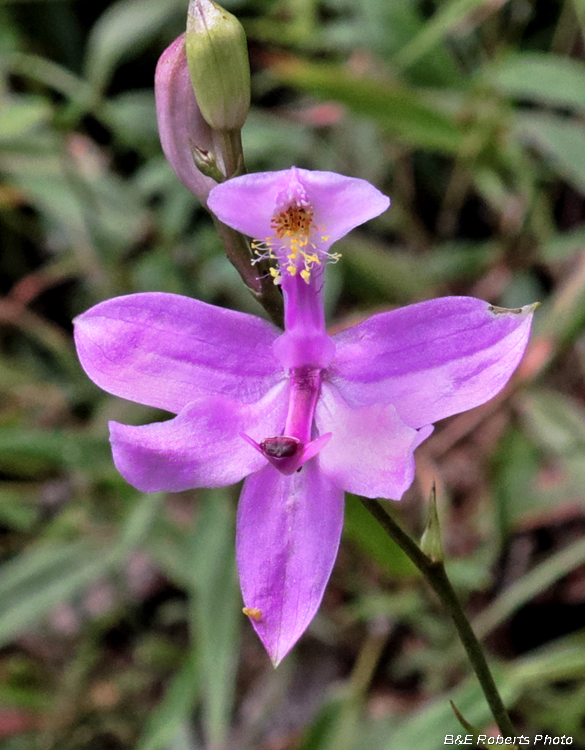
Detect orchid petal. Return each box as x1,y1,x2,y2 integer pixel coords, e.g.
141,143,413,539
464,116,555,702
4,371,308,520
237,460,344,666
316,384,430,500
207,167,389,248
109,382,288,493
74,292,283,414
331,297,534,429
155,34,218,204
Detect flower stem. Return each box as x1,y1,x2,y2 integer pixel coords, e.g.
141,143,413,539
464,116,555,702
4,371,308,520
358,497,516,738
217,128,245,178
211,128,285,327
212,218,284,328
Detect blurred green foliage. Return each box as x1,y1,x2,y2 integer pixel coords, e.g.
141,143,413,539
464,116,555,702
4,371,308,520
2,0,585,748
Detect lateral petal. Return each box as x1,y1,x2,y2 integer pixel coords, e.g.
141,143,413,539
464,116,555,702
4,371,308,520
237,461,344,666
109,382,288,493
74,292,283,413
316,383,431,500
331,297,535,428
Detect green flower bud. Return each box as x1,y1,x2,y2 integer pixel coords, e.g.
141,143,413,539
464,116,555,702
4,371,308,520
186,0,251,131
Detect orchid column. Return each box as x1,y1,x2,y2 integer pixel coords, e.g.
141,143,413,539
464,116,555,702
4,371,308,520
211,167,349,473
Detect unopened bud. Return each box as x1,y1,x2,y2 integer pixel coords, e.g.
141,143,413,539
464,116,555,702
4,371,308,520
191,144,225,182
420,483,443,563
186,0,251,131
155,34,222,205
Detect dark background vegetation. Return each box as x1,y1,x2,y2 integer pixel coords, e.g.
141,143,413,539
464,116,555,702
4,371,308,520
2,0,585,747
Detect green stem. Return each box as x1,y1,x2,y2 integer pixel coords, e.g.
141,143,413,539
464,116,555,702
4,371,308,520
212,218,284,328
211,129,285,327
217,128,244,178
253,271,285,329
358,497,516,738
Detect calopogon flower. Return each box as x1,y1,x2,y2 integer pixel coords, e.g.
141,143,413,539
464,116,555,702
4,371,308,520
74,167,535,665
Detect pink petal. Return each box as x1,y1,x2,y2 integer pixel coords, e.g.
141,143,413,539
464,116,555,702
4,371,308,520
237,460,344,666
331,297,535,428
74,292,283,414
316,383,431,500
207,167,389,247
110,382,288,492
155,34,219,204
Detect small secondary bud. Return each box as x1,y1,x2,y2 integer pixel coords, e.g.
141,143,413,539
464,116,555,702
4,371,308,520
420,483,444,563
191,144,225,182
186,0,251,131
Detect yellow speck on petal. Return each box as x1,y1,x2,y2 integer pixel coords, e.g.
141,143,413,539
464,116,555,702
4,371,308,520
300,268,311,283
243,607,262,621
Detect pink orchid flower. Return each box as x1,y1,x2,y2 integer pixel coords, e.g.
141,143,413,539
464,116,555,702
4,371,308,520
74,167,534,664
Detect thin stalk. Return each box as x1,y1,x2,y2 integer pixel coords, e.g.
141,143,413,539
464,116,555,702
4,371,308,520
216,128,245,178
212,219,284,328
359,497,516,739
211,129,284,326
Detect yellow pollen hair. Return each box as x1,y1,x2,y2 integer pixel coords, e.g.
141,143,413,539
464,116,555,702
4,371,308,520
252,202,342,283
